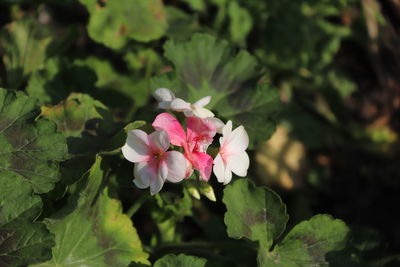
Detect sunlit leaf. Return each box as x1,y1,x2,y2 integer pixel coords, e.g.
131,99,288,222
223,178,288,248
80,0,168,49
259,214,350,267
41,93,122,155
33,157,149,267
0,88,67,266
228,1,252,45
0,88,67,194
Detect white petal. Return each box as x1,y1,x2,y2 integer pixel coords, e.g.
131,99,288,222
149,130,170,152
133,162,151,189
220,121,232,145
206,117,224,134
223,166,232,185
153,88,175,102
122,130,150,163
227,152,249,177
150,160,168,195
164,151,187,183
193,96,211,107
170,98,191,111
224,125,249,155
213,154,226,184
192,107,214,118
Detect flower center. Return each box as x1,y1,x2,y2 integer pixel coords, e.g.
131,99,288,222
154,152,163,159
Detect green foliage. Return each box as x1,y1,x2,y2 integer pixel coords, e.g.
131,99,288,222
155,33,281,147
224,179,350,266
0,88,67,193
40,93,121,155
154,254,207,267
259,215,349,266
80,0,168,49
33,157,149,267
0,1,397,266
223,178,288,248
0,16,52,89
0,88,67,266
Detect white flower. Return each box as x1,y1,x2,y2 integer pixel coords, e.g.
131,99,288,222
153,88,214,119
122,129,188,195
213,121,249,185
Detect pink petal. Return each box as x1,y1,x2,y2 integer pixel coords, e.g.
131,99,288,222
122,129,151,163
149,130,170,152
164,151,188,183
190,151,213,181
186,116,216,148
152,113,187,147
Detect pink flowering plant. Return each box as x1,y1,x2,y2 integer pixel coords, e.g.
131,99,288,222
122,88,250,195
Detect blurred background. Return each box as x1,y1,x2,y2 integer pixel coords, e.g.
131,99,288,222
1,0,400,263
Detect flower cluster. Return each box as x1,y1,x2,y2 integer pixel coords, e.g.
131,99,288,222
122,88,249,195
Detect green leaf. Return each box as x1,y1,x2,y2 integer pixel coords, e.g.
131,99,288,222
26,58,97,105
81,0,168,49
223,178,288,248
40,93,122,155
159,33,281,146
259,214,350,267
0,88,67,194
228,2,253,45
218,82,281,148
0,16,52,89
0,174,54,266
34,157,149,267
0,88,67,266
165,7,199,39
74,57,150,109
154,254,207,267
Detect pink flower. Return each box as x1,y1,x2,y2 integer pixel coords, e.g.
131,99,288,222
213,121,249,185
122,129,188,195
152,113,216,181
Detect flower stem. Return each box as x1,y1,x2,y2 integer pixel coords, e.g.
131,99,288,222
126,192,151,217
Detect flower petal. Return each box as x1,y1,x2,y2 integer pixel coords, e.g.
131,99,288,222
150,160,168,195
206,117,224,134
192,107,214,118
227,151,249,177
213,154,226,184
152,113,187,147
164,151,187,183
224,125,249,155
133,161,152,189
220,120,233,145
190,151,213,181
223,166,232,185
186,116,216,147
149,130,170,152
170,98,191,111
122,129,151,163
153,88,175,102
193,96,211,107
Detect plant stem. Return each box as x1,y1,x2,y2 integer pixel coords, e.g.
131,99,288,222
126,192,151,217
